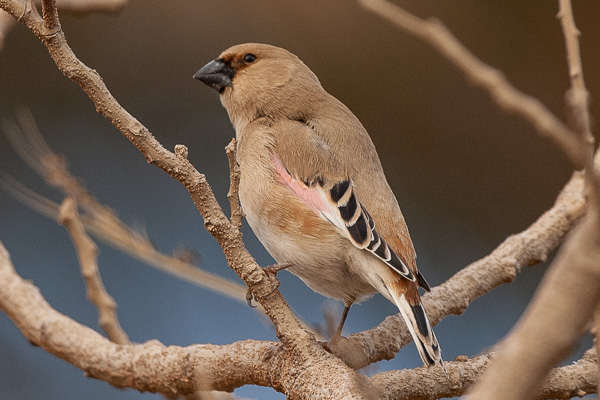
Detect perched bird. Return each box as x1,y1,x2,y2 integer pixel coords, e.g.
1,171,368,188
194,43,442,367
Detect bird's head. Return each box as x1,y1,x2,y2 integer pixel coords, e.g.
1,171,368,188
194,43,323,130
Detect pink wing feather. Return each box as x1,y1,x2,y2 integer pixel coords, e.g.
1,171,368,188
271,153,416,282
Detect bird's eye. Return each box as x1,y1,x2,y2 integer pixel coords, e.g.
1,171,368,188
243,53,257,63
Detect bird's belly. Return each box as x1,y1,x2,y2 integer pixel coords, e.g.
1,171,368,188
257,224,376,302
241,186,376,302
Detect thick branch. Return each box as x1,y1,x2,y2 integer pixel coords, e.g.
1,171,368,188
2,234,595,398
41,0,58,30
0,241,376,398
371,349,597,399
466,212,600,399
0,240,269,394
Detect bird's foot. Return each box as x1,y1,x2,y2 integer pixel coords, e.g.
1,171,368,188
322,334,346,355
329,331,343,345
245,262,293,308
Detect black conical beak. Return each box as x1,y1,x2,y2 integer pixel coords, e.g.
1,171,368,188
194,59,235,93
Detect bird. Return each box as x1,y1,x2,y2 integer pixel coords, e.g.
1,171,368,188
194,43,443,367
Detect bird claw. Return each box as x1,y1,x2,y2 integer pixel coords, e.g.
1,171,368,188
245,263,292,308
261,262,292,297
263,262,292,282
246,288,257,308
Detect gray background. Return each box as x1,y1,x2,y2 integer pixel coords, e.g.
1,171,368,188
1,1,599,399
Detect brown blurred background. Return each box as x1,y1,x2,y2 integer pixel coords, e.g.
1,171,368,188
0,1,598,399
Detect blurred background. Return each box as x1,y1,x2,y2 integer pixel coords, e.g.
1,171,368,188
0,1,599,399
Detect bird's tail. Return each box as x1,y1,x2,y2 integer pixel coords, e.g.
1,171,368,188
390,290,444,368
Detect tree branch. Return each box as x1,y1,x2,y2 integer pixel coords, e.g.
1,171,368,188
41,0,58,30
358,0,585,168
465,211,600,399
2,111,252,308
0,0,127,51
2,231,596,399
370,349,597,399
225,138,244,232
0,241,377,398
0,240,264,395
2,0,598,397
557,0,600,208
58,197,129,345
464,2,600,397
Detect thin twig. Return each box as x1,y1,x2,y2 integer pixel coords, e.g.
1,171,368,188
1,113,253,308
557,0,600,208
58,197,129,344
558,0,592,141
1,172,252,306
41,0,58,30
225,138,244,232
0,0,127,52
358,0,585,168
0,173,63,219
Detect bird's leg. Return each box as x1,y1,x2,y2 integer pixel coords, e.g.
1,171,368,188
330,301,353,343
246,262,293,308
